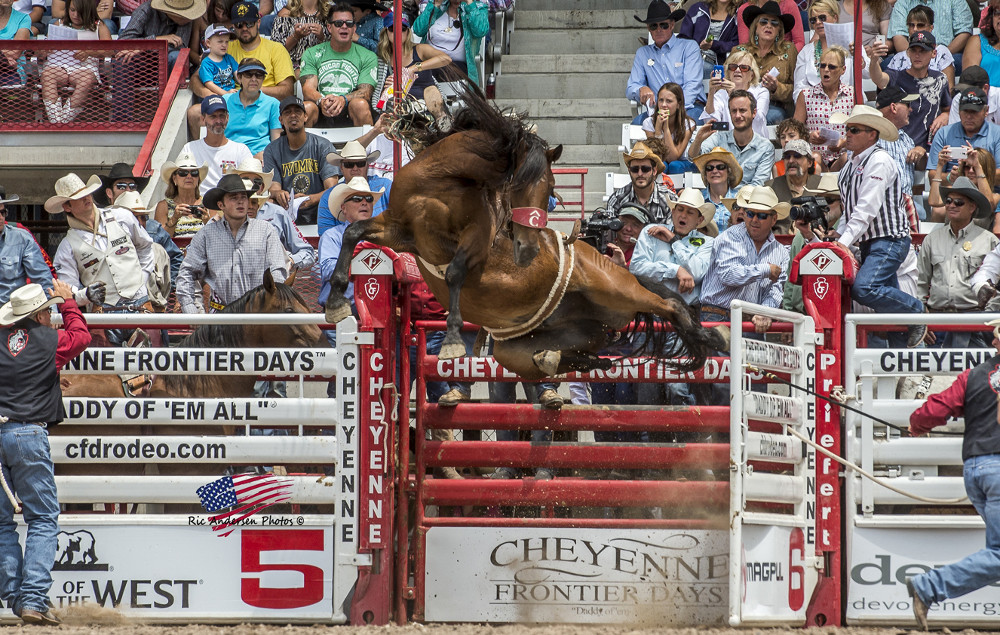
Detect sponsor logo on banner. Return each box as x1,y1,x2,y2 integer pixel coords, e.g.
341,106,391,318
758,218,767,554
739,525,809,621
54,530,107,571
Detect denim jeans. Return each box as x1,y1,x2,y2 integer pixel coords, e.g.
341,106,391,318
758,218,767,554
0,423,59,615
911,454,1000,604
853,237,924,314
766,103,787,124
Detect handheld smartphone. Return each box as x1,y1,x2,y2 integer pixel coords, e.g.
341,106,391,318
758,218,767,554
711,64,724,80
711,121,730,131
951,146,969,160
874,34,885,44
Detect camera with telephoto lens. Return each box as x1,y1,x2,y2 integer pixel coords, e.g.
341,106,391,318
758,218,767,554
580,208,624,253
790,196,830,233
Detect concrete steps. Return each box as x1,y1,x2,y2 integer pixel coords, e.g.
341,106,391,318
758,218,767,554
515,10,643,29
509,28,644,55
498,72,627,99
501,54,635,74
495,98,633,119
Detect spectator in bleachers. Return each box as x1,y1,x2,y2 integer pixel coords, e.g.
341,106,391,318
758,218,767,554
887,6,955,88
300,3,377,127
182,95,254,194
199,24,240,96
112,191,178,310
965,4,1000,86
836,0,890,49
917,176,996,346
888,0,972,68
793,45,852,165
225,2,295,98
949,65,1000,125
641,82,696,173
732,1,798,124
869,87,924,217
12,0,44,35
317,176,380,312
349,0,384,53
794,0,863,102
773,117,824,175
607,142,674,223
723,185,753,226
627,1,704,118
371,12,452,127
412,0,489,86
224,58,282,156
119,0,204,68
678,0,740,78
703,49,769,137
737,0,803,51
929,87,1000,185
827,104,928,347
41,0,111,124
870,32,952,150
263,96,339,224
95,162,149,207
782,172,840,313
693,146,742,227
190,0,236,60
691,89,775,185
317,137,392,235
176,174,287,314
929,147,1000,224
0,185,53,303
767,138,820,227
0,0,31,55
270,0,329,73
154,150,210,238
52,0,115,33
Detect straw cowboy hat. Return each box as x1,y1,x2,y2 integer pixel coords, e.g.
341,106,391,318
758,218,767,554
224,157,274,194
667,189,715,228
738,185,791,219
326,140,381,167
44,173,102,214
743,0,795,31
622,141,665,175
0,283,63,326
942,176,994,220
160,150,209,184
803,172,841,199
829,104,899,142
113,191,153,216
150,0,206,21
0,185,19,205
243,178,270,202
203,174,255,211
722,184,755,211
693,146,743,189
327,177,384,220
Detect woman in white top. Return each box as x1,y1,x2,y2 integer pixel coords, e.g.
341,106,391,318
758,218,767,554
40,0,110,123
641,82,696,173
793,0,859,102
702,48,769,137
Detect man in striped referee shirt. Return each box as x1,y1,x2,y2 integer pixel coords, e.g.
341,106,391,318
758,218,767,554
828,105,927,347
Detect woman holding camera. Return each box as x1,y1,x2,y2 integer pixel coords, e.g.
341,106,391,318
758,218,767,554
154,150,210,238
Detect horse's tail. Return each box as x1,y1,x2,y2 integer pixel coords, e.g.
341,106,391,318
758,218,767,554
626,276,726,373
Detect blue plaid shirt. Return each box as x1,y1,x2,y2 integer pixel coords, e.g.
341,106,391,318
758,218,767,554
0,224,53,303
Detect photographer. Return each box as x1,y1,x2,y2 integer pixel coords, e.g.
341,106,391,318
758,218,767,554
154,150,213,239
783,173,840,314
766,138,820,234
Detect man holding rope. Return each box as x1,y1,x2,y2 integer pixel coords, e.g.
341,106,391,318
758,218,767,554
0,279,90,626
906,317,1000,630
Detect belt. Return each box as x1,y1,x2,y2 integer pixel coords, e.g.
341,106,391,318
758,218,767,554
701,305,729,317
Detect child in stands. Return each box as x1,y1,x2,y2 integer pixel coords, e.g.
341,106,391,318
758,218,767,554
642,82,696,174
198,23,240,95
41,0,110,123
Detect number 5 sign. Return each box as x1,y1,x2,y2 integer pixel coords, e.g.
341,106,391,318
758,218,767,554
241,530,329,610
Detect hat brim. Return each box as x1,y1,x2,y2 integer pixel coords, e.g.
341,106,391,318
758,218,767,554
634,8,685,23
161,161,209,185
739,195,791,219
43,175,103,214
940,184,993,220
666,194,715,228
0,295,63,327
622,151,665,175
327,184,385,219
0,193,19,205
150,0,206,20
223,165,275,193
829,112,899,142
692,148,743,189
326,150,382,166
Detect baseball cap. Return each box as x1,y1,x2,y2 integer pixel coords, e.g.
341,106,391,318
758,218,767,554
382,11,410,29
231,1,259,22
237,58,266,74
959,87,988,111
782,138,812,156
875,86,918,109
618,203,651,225
204,23,233,39
908,30,936,50
958,65,989,89
279,96,306,113
201,95,228,114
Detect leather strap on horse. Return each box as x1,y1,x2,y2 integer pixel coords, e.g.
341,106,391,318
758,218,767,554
511,206,547,229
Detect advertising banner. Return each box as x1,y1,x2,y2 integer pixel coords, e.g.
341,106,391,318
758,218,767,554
739,524,807,623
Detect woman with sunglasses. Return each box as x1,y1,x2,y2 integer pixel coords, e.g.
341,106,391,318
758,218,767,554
270,0,329,74
677,0,742,78
694,146,743,229
929,146,1000,226
735,0,803,50
412,0,489,86
371,12,452,123
702,49,769,136
793,0,858,101
793,45,853,165
154,150,211,238
732,1,798,123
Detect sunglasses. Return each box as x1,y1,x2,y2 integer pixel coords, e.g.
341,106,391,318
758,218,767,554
341,160,368,169
330,19,356,27
346,195,374,203
241,71,265,79
745,210,775,220
809,14,828,24
845,126,872,134
175,169,198,177
648,21,674,31
233,21,255,29
704,163,728,172
245,176,265,191
758,17,782,27
727,63,751,72
945,197,969,207
629,164,653,174
817,62,841,70
114,182,138,190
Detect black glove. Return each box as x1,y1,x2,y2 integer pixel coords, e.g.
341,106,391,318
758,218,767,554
85,281,107,305
978,285,996,311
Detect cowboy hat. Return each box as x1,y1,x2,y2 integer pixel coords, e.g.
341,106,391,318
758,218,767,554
0,185,19,205
743,0,795,31
327,176,384,220
150,0,206,21
0,283,63,326
692,146,743,189
941,176,993,220
622,141,665,175
203,174,255,211
224,157,275,193
829,104,899,142
738,185,790,219
113,191,153,216
326,140,381,167
95,163,150,206
803,172,841,199
634,0,685,24
722,184,755,211
44,173,102,214
243,178,270,202
160,150,209,184
667,188,715,228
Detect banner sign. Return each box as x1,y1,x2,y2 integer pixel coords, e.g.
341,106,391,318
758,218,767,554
62,348,337,375
853,349,993,375
740,525,807,622
425,527,728,624
62,398,338,425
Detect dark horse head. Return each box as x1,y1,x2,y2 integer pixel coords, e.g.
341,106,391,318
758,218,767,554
406,83,562,267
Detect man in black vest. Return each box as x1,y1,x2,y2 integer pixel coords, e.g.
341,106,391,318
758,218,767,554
906,318,1000,630
0,279,90,626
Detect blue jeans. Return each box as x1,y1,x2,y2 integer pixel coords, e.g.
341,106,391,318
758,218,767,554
853,237,923,314
766,103,787,124
0,423,59,615
410,330,470,403
911,454,1000,604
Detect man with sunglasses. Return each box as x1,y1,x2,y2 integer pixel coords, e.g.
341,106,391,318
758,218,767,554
928,87,1000,184
607,142,675,224
317,138,392,236
318,177,382,314
690,89,774,186
627,0,704,118
301,2,377,128
96,163,150,207
767,138,821,232
0,186,52,304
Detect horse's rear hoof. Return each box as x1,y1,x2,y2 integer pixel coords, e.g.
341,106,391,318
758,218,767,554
325,304,352,324
712,325,731,351
532,350,561,376
439,342,467,360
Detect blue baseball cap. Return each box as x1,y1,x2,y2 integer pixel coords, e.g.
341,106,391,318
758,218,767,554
382,11,410,29
237,58,266,74
201,95,228,114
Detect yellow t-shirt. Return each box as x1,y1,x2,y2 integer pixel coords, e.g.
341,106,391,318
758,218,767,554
228,38,295,89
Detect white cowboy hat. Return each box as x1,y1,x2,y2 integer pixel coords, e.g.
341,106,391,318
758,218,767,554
44,173,102,214
829,104,899,142
0,283,63,326
722,184,755,211
737,185,791,220
0,185,20,205
326,140,381,167
113,191,153,215
150,0,206,21
242,178,270,202
160,150,209,184
327,177,384,220
666,188,715,228
802,172,841,199
224,157,274,193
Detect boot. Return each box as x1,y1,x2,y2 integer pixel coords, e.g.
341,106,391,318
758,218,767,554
538,388,564,410
430,427,462,480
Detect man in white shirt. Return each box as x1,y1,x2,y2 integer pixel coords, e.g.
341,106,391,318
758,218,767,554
181,95,253,195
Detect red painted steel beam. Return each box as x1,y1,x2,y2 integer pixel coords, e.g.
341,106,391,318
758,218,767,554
422,403,732,432
133,44,188,178
423,441,729,469
422,479,728,508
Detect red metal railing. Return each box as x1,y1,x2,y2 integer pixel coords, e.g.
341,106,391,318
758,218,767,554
134,46,190,179
552,167,587,218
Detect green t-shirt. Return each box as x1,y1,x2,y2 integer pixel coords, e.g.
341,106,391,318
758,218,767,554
300,42,377,97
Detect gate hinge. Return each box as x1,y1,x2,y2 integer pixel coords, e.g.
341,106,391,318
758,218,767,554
342,552,373,566
809,557,825,569
344,332,375,345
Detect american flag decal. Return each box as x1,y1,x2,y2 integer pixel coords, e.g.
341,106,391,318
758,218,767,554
196,473,294,537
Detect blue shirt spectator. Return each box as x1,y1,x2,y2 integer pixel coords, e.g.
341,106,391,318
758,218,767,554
318,224,350,307
693,131,775,186
317,173,392,236
224,90,281,155
199,54,240,92
701,215,789,309
255,201,317,270
0,224,54,303
630,223,715,305
627,29,705,111
928,88,1000,171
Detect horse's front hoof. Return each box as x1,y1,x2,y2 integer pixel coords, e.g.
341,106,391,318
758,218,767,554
324,303,352,325
532,350,561,376
712,325,731,351
439,341,467,360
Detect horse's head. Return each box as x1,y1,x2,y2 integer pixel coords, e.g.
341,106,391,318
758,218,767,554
509,142,562,267
251,270,324,347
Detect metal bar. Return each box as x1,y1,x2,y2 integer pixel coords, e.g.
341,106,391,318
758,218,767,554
422,441,729,469
421,517,727,529
58,314,336,325
421,479,728,507
869,437,963,465
422,403,731,432
55,475,336,503
61,348,336,375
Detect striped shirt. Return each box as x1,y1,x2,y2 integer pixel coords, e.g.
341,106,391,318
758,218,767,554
700,224,789,310
836,145,909,248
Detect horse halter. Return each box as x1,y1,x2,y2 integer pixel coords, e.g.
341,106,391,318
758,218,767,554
511,206,547,229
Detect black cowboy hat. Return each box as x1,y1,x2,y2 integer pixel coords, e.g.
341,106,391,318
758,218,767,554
634,0,685,24
347,0,389,11
204,174,254,211
95,163,150,206
742,1,795,32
